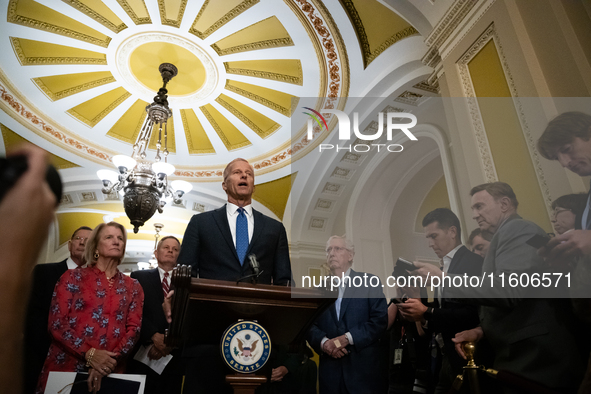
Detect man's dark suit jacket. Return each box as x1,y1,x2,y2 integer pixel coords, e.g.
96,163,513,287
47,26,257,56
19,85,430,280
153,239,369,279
448,214,586,391
308,269,388,394
177,205,292,285
130,268,170,347
176,205,293,393
429,245,483,370
129,268,182,394
24,259,69,394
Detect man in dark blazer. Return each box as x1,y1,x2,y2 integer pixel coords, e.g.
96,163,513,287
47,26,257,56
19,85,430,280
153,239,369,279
177,158,291,285
23,226,92,394
308,236,387,394
398,208,483,393
176,158,293,393
129,236,183,394
415,183,586,392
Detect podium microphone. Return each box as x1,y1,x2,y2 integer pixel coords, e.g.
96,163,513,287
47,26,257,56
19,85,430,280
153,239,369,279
236,254,264,284
248,254,260,276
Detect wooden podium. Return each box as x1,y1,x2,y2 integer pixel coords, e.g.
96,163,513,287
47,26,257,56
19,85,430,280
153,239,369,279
165,265,335,393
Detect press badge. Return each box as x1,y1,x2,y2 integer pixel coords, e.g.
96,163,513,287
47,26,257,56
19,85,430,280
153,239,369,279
394,348,403,364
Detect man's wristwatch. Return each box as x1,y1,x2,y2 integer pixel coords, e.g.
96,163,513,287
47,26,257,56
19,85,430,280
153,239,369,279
424,307,434,320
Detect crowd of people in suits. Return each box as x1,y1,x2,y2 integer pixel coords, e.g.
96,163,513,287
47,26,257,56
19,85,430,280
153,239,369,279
4,111,591,394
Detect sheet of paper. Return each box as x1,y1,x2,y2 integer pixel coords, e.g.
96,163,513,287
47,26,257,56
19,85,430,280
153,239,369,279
45,371,146,394
133,344,173,375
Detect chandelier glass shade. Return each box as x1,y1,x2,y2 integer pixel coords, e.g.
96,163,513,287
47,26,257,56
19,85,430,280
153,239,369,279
97,63,192,233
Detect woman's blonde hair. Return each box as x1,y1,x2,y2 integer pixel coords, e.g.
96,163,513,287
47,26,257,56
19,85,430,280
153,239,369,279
84,222,127,266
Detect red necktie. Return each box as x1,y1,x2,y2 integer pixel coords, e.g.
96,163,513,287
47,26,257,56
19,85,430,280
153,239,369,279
162,272,170,296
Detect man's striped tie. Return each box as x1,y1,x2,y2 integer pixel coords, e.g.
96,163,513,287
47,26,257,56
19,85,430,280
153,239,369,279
162,271,170,296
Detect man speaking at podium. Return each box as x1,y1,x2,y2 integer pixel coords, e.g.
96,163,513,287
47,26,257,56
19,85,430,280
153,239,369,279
177,158,292,285
176,158,293,393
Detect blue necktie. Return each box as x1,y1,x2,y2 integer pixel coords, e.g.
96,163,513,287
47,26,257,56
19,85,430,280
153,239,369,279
236,207,249,265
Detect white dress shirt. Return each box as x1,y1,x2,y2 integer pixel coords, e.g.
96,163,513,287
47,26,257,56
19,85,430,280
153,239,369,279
157,266,173,282
439,244,463,303
441,244,462,274
226,203,254,246
66,257,83,269
321,268,354,351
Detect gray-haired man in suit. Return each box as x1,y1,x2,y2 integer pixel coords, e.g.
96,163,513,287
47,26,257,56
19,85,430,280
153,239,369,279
308,236,387,394
414,182,585,392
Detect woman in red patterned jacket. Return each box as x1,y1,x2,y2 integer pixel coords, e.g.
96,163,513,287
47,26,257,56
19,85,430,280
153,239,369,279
36,221,144,393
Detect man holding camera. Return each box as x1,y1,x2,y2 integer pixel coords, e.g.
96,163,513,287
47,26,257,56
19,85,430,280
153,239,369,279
413,183,585,392
397,208,482,393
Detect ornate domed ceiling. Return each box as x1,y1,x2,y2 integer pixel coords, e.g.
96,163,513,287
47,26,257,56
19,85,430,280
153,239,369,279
0,0,438,262
1,0,358,173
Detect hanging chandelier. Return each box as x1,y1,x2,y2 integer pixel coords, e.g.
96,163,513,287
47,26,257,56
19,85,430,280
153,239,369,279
97,63,192,233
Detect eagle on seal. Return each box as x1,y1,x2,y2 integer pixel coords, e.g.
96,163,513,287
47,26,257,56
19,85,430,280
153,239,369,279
237,337,259,357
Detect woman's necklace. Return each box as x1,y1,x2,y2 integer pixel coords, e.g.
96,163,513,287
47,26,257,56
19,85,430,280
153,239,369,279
105,272,116,288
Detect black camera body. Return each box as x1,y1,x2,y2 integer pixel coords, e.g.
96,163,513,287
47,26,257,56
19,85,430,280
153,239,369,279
396,257,416,271
0,155,62,203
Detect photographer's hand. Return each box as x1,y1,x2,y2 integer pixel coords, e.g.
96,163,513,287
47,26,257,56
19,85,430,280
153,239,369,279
411,261,444,286
0,144,57,394
398,298,427,322
539,230,591,264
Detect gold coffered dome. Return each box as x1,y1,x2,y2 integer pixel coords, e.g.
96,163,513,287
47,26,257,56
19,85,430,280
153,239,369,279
0,0,424,253
2,0,353,177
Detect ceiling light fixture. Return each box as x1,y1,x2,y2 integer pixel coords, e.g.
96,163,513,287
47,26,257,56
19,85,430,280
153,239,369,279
97,63,192,233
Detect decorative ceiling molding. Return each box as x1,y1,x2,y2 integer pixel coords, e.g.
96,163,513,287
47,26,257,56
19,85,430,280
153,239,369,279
0,77,113,164
33,76,116,101
330,166,354,180
456,23,498,183
211,16,294,55
413,80,439,94
189,0,260,39
309,216,328,231
224,62,303,85
458,23,552,214
289,241,327,259
180,109,216,154
224,83,292,117
7,0,111,48
394,91,424,106
339,0,418,68
422,0,497,84
253,0,351,172
424,0,476,50
200,106,252,151
322,182,344,195
62,0,127,33
9,37,107,66
215,96,280,139
67,91,131,128
158,0,188,28
0,0,349,180
315,198,335,212
116,0,152,25
213,37,294,56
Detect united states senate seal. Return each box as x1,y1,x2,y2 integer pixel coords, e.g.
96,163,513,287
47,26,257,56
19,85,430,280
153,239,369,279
221,320,271,373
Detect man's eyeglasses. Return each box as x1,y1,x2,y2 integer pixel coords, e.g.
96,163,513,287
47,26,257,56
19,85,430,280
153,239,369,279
73,236,89,243
326,246,347,254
